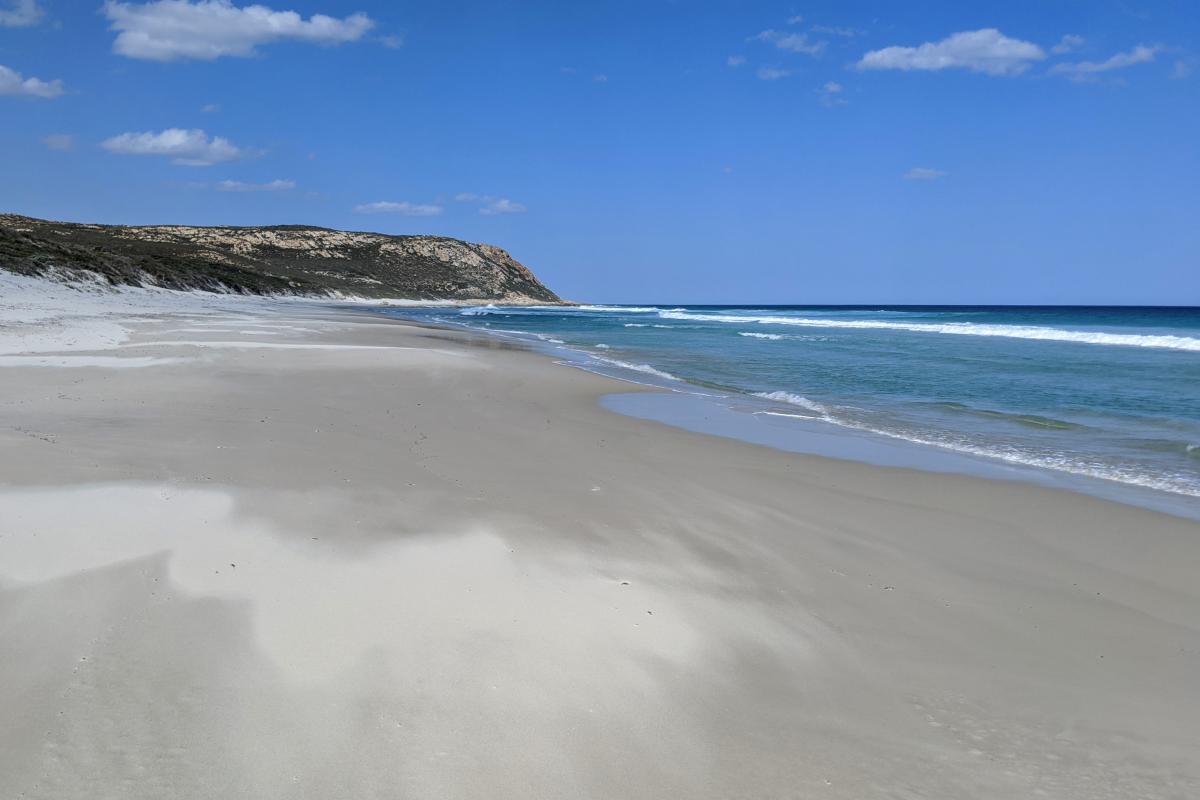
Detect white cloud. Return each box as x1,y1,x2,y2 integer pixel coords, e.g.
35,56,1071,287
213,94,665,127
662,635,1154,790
593,73,608,82
201,102,220,113
819,81,847,107
1050,44,1161,80
103,0,375,62
456,194,527,215
753,29,826,57
0,0,42,27
726,55,746,67
353,201,444,216
0,64,63,97
904,167,946,181
1171,59,1193,80
42,133,75,151
101,128,246,166
756,66,790,81
857,29,1045,76
453,194,525,215
786,15,803,25
479,198,526,216
216,178,294,192
1051,34,1084,54
379,34,403,49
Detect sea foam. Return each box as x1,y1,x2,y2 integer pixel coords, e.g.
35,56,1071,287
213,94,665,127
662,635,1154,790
658,311,1200,352
574,305,663,313
753,391,828,415
588,355,679,381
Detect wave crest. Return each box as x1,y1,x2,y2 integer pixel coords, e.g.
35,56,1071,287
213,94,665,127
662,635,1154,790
658,311,1200,352
588,355,679,381
753,391,828,415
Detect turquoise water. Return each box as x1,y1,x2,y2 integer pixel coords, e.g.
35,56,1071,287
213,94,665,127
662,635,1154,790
389,304,1200,505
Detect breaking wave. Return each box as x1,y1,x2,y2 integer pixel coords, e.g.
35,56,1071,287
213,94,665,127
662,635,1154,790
658,311,1200,352
753,391,829,415
587,355,680,381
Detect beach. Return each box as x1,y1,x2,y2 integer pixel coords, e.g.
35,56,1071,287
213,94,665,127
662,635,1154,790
2,283,1198,799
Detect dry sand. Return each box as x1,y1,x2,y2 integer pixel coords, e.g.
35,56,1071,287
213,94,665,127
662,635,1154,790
1,281,1198,799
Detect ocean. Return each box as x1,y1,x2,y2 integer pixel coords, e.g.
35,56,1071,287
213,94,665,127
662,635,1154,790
385,304,1200,514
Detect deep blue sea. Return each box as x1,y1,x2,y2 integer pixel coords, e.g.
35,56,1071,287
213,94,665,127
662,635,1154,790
388,304,1200,511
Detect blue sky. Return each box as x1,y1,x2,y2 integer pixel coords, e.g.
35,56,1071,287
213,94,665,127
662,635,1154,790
1,1,1197,303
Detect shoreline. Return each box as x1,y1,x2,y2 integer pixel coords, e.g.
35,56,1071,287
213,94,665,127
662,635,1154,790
2,282,1198,798
377,305,1200,522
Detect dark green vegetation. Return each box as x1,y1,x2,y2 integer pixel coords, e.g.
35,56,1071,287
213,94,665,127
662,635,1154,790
0,214,561,303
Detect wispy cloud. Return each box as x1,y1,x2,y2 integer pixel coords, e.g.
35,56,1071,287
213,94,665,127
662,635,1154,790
201,102,220,113
726,55,746,67
786,15,803,25
1050,44,1161,80
756,66,791,81
101,128,247,166
1171,59,1193,79
1051,34,1084,55
857,29,1045,76
753,29,826,57
810,25,863,38
456,193,528,216
819,81,847,107
216,178,295,192
102,0,375,62
904,167,946,181
0,64,64,98
379,34,403,49
480,198,527,216
42,133,75,151
353,201,443,216
0,0,42,27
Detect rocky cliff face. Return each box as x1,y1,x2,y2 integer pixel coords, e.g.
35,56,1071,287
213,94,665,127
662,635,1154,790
0,214,562,303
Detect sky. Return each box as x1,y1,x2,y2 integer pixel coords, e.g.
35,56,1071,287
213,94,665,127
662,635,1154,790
1,0,1197,304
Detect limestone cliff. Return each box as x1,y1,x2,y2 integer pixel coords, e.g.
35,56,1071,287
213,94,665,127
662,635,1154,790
0,214,561,303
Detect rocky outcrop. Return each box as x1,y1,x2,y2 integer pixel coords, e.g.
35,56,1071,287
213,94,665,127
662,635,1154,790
0,214,562,303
